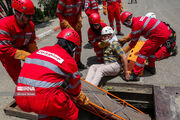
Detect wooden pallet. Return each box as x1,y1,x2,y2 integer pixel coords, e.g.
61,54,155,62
4,80,151,120
4,100,37,120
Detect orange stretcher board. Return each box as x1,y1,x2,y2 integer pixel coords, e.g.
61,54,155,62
127,40,145,76
78,78,151,120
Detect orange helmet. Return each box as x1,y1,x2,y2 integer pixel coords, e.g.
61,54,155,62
88,13,100,24
121,11,133,25
12,0,35,15
57,29,80,46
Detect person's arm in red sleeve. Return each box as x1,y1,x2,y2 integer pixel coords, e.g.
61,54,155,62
68,71,81,97
28,23,38,53
128,32,140,48
84,0,91,16
0,24,17,57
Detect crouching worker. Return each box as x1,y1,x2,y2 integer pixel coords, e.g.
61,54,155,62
145,12,177,61
15,29,89,120
85,26,130,86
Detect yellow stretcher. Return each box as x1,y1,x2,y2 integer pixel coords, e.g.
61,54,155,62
78,78,151,120
127,41,145,76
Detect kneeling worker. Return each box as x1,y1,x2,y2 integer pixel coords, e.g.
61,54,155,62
85,26,130,86
15,29,89,120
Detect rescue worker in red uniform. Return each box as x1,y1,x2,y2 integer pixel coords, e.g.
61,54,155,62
88,13,107,63
15,29,89,120
0,0,38,83
84,0,99,17
145,12,177,61
120,11,173,81
56,0,86,69
103,0,124,36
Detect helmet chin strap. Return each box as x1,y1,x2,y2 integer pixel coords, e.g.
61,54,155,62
15,11,24,21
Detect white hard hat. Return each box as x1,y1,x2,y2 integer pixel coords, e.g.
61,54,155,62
101,26,114,35
145,12,157,19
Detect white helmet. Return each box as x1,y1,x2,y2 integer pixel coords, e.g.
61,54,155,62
101,26,114,35
145,12,157,19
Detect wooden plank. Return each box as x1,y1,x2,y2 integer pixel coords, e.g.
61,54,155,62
154,86,180,120
4,100,38,120
103,82,153,94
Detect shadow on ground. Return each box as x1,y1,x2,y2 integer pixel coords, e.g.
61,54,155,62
83,43,93,49
86,56,100,67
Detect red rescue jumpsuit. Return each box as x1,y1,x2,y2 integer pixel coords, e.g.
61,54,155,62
85,0,99,17
56,0,83,62
155,24,176,60
128,16,172,75
103,0,122,33
88,22,107,63
0,15,36,83
15,44,81,120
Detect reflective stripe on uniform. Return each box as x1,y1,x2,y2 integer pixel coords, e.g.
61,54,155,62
0,40,12,45
92,36,101,43
56,9,63,14
149,55,155,58
138,54,148,59
25,58,71,78
107,0,117,2
75,51,81,54
135,62,144,67
132,38,138,42
145,20,160,37
132,17,151,35
96,50,103,54
58,0,65,6
38,115,49,119
0,29,10,36
68,79,81,89
88,35,93,38
92,6,98,9
18,77,64,88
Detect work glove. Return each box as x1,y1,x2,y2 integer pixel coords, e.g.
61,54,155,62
75,15,82,32
123,45,131,53
100,19,104,23
118,35,131,47
98,41,110,48
28,42,38,53
73,91,89,106
60,20,74,29
103,6,107,15
119,3,123,12
14,49,31,60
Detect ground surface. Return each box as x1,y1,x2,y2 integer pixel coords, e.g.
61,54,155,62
0,0,180,119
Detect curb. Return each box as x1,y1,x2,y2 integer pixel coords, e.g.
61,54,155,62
36,26,61,41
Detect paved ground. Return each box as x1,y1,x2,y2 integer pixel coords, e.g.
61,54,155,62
0,0,180,119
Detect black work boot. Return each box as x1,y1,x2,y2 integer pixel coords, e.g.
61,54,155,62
116,31,124,36
128,71,140,81
77,61,87,70
171,45,178,56
145,65,156,75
